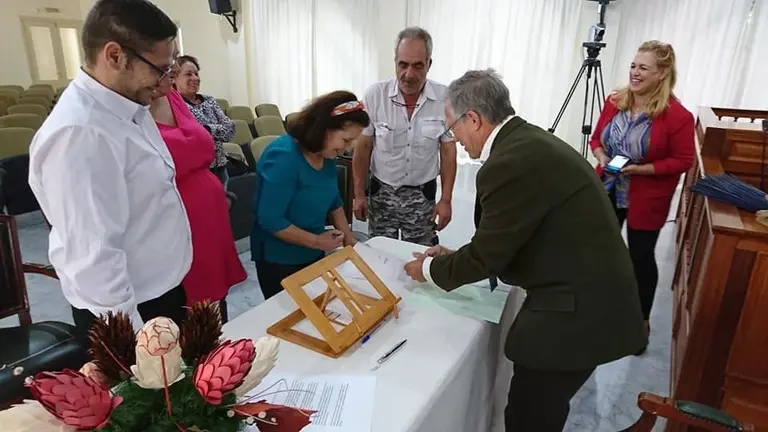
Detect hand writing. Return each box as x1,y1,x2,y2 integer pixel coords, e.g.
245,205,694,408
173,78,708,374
404,252,427,283
424,245,453,257
314,230,344,252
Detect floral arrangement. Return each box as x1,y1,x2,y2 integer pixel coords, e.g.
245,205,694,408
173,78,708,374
0,301,315,432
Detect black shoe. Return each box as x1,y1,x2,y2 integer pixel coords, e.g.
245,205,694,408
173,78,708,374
634,345,647,356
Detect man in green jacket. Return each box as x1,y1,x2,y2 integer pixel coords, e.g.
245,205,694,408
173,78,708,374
404,69,647,432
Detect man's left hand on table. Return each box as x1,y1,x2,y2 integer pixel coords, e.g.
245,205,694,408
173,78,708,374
405,252,427,283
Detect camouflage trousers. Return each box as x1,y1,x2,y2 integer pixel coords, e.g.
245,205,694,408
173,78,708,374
368,177,438,247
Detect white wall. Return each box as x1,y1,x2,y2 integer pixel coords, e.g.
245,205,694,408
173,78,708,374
149,0,246,105
0,0,82,86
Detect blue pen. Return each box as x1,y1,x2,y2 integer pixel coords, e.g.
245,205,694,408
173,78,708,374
361,323,383,345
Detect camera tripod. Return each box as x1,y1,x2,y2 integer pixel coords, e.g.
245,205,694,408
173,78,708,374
548,42,608,158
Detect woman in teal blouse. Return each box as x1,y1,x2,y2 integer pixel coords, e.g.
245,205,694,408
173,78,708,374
251,91,370,299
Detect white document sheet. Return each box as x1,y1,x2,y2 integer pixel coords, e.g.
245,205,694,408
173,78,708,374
245,373,376,432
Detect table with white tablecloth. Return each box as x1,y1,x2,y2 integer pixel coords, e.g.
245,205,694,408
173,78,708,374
223,237,524,432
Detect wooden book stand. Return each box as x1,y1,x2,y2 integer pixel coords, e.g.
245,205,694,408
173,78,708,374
267,246,401,358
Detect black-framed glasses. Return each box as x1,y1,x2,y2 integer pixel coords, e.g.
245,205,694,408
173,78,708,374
122,46,175,82
391,99,420,109
440,112,467,140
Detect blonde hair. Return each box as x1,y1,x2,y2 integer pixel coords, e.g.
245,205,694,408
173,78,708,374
613,40,677,118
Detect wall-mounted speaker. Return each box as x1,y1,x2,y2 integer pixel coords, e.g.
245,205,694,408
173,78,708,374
208,0,232,14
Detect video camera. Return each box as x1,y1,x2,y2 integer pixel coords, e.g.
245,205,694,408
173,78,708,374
584,0,615,58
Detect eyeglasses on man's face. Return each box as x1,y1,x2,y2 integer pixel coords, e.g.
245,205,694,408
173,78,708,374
122,46,175,82
441,112,467,140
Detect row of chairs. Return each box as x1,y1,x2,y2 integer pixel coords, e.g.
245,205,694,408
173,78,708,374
0,84,62,159
0,83,65,111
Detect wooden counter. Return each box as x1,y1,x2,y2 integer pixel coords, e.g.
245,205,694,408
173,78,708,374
671,107,768,431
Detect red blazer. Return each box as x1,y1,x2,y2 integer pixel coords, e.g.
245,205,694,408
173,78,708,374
590,96,695,230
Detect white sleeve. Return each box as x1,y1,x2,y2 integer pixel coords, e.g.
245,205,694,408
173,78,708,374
422,256,435,285
34,126,143,330
362,85,378,137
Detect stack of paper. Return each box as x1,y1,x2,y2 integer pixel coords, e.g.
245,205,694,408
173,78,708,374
244,373,376,432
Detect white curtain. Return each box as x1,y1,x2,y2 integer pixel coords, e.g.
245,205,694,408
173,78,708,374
407,0,587,157
608,0,757,115
314,0,379,99
407,0,585,129
405,0,495,86
248,0,379,114
246,0,766,137
734,0,768,109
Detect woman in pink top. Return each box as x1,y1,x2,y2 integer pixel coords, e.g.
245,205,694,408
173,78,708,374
149,65,246,323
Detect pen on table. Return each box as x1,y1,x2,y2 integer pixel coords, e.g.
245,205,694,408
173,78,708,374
371,339,407,371
360,323,382,345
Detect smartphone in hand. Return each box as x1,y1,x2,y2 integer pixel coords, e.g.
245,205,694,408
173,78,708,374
606,155,630,174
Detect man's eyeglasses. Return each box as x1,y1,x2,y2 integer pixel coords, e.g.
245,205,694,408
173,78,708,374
391,99,420,109
122,46,175,82
440,112,467,140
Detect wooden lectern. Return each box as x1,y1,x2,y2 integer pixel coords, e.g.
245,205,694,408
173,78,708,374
267,246,401,358
671,107,768,431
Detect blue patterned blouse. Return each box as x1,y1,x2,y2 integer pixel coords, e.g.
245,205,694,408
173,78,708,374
601,111,653,208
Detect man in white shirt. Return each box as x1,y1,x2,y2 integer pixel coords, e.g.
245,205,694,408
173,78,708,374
352,27,457,247
28,0,192,337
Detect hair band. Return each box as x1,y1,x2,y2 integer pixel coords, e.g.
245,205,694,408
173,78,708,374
331,101,365,116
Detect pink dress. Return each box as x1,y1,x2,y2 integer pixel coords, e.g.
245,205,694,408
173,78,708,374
156,91,247,304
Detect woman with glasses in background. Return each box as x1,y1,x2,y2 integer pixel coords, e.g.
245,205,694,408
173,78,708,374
590,41,694,354
174,55,235,187
149,55,246,323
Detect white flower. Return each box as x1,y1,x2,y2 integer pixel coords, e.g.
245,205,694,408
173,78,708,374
0,400,75,432
136,317,180,356
234,336,280,397
130,344,185,389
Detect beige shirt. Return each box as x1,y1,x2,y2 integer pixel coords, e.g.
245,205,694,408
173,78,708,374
362,79,453,187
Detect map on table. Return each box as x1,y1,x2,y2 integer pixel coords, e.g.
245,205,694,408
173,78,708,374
336,243,510,324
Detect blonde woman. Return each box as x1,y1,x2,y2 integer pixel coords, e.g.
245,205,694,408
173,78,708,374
590,41,694,354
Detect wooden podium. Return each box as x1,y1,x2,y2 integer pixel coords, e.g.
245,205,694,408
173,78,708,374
671,107,768,431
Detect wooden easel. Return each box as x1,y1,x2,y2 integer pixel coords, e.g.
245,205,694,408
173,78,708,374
267,246,401,358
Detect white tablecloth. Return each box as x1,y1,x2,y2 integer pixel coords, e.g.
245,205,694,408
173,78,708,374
223,237,524,432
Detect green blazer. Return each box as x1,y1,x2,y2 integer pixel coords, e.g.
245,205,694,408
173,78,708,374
429,117,647,371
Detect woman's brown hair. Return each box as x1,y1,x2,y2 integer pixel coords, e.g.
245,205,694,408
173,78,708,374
287,90,370,153
613,40,677,118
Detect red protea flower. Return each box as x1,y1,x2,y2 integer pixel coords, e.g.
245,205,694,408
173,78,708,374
26,369,123,430
194,338,256,405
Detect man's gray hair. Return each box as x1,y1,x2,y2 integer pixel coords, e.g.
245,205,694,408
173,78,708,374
395,26,433,59
447,69,516,125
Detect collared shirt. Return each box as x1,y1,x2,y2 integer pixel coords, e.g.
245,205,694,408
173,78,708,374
362,78,453,187
28,70,193,331
421,115,514,284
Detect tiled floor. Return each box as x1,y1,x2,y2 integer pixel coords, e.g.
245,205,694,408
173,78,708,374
1,162,674,431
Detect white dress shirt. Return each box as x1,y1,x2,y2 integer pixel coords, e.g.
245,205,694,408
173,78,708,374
28,70,193,331
421,115,515,283
362,79,453,187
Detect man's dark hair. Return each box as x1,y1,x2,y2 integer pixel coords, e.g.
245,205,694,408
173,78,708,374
177,55,200,71
287,91,371,153
82,0,178,66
